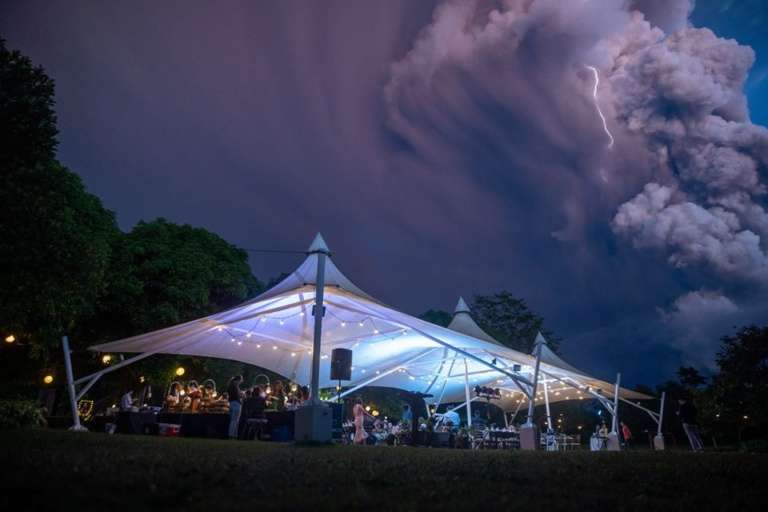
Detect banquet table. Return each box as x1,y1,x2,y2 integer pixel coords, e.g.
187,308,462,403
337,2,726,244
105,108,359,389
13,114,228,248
116,410,159,435
157,412,229,439
485,430,520,449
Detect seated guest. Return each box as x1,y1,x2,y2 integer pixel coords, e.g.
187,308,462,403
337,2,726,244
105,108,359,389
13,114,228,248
401,404,413,424
443,409,460,428
120,390,134,411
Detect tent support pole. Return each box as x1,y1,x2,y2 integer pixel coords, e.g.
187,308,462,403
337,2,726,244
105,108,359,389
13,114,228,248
61,336,86,431
611,373,621,434
338,349,436,399
653,391,666,450
525,339,543,427
509,399,524,424
538,371,615,415
76,374,102,402
309,248,327,405
433,358,456,411
325,300,533,391
543,380,552,431
657,391,665,436
464,358,472,428
444,397,480,415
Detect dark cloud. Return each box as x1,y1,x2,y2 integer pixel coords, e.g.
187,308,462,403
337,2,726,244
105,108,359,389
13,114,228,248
2,0,766,384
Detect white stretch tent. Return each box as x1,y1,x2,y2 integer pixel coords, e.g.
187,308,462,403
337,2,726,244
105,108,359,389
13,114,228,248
66,234,661,438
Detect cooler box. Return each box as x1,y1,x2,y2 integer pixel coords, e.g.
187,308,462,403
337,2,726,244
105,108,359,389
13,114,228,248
158,423,181,437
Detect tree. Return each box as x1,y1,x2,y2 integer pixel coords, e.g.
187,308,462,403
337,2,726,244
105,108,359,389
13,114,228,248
677,366,707,389
709,325,768,431
471,291,560,353
418,309,452,328
88,218,263,342
0,40,119,358
0,38,58,170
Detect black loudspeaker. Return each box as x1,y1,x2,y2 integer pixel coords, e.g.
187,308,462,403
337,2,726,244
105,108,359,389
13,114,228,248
330,348,353,381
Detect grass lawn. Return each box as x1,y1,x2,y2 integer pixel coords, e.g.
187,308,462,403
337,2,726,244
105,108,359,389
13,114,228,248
1,429,766,511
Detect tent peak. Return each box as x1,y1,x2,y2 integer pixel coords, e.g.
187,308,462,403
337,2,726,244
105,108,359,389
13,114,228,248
453,297,471,315
307,233,330,254
533,332,548,352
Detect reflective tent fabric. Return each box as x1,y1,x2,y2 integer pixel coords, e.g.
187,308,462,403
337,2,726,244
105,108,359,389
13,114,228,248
89,234,648,410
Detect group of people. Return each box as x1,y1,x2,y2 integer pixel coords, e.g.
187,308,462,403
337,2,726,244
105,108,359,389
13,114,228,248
226,375,310,439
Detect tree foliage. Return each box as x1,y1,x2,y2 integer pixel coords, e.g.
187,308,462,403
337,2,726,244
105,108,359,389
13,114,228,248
472,291,560,353
418,309,452,328
710,326,768,429
0,38,58,170
88,218,263,342
0,39,119,358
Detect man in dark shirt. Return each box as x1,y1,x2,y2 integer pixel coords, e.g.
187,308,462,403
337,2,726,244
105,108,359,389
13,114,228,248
677,398,703,451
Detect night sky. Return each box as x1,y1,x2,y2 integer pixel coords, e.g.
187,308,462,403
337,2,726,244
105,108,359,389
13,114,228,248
2,0,767,386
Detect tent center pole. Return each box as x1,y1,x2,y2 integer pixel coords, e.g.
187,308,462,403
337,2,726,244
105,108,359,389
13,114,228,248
525,339,543,427
309,249,328,405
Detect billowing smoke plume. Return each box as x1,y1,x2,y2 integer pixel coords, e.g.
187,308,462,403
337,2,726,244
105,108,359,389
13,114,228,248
384,0,768,365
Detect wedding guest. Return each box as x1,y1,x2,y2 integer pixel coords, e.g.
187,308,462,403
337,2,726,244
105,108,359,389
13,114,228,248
120,389,134,411
227,375,243,439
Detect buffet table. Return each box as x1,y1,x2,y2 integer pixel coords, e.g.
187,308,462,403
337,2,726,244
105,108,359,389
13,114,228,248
157,412,229,439
116,411,160,435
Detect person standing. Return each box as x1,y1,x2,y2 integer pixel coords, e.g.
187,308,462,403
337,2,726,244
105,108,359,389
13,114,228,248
352,397,370,445
620,421,632,449
401,404,413,425
227,375,243,439
677,397,703,452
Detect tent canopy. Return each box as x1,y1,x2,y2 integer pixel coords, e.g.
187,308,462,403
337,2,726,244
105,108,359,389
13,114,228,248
90,234,648,411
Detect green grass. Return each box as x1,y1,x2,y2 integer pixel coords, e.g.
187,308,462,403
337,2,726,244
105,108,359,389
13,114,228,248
1,429,767,511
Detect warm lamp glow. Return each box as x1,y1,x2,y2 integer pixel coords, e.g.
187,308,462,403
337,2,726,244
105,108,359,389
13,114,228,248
43,374,54,384
102,354,112,364
372,410,379,417
4,334,15,343
175,367,185,376
365,405,371,412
